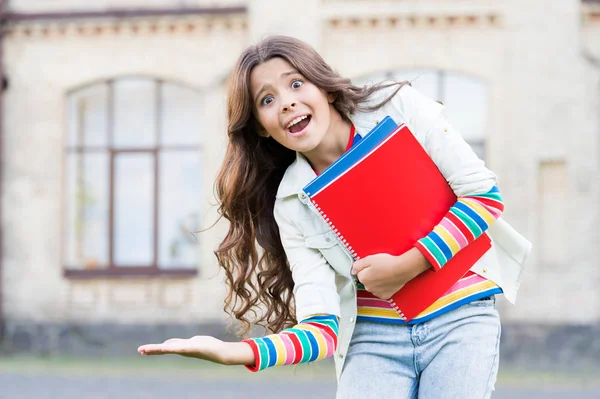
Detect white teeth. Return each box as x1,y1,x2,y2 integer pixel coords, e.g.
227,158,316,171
286,115,308,129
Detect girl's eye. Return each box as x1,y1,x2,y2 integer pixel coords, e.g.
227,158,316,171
291,80,303,89
261,96,274,106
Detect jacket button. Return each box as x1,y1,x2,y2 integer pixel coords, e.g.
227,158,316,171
325,236,331,242
338,353,344,359
482,268,488,273
300,193,307,200
349,317,354,323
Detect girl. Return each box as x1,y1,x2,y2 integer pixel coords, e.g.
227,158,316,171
138,35,530,399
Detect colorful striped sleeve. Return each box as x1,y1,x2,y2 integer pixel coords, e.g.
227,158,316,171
414,186,504,271
241,314,339,372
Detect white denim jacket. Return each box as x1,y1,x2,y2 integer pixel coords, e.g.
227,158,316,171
272,84,532,382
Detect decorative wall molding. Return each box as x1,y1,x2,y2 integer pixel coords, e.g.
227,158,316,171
325,13,501,30
3,14,247,39
320,0,504,30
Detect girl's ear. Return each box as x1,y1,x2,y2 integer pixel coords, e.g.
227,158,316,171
258,129,271,139
327,92,336,104
257,124,270,138
253,118,270,138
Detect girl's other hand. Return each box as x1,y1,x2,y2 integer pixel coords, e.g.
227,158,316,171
137,336,255,366
351,248,431,299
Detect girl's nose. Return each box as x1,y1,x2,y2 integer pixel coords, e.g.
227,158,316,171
282,102,296,112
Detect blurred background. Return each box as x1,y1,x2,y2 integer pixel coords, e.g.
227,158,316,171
0,0,599,398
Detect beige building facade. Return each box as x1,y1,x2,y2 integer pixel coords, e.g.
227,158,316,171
0,0,599,365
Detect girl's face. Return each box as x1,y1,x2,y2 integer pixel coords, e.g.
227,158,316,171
250,57,339,155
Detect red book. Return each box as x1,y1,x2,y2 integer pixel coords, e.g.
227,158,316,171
303,122,491,321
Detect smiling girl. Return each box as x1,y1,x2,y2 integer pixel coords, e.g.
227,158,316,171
138,35,530,399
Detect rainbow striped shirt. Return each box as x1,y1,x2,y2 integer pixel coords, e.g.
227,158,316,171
243,314,339,372
415,186,504,270
357,271,503,324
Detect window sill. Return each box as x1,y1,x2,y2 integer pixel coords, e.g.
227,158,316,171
63,268,198,279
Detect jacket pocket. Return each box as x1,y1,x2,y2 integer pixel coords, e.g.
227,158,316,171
305,232,353,277
305,231,338,249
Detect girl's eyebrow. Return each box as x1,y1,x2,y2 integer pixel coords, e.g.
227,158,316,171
254,85,272,104
253,70,300,103
281,69,299,78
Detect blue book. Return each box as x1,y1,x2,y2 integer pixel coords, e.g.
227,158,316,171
303,116,398,196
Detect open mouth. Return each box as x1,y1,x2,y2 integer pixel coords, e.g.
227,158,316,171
286,115,312,135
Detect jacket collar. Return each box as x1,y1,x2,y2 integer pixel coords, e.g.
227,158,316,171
276,152,316,198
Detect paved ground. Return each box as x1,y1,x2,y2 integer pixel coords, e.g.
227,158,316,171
1,373,599,399
0,355,598,399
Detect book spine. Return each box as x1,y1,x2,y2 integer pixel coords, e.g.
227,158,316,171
311,200,361,260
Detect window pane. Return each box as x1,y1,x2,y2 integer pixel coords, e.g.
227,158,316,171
113,79,157,149
160,83,203,146
443,73,488,143
67,84,108,148
354,69,441,102
113,153,155,266
158,151,202,268
390,69,440,101
65,152,110,269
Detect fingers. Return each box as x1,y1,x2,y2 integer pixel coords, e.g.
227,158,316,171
351,257,371,275
138,340,182,356
138,344,168,356
355,268,368,284
138,337,186,355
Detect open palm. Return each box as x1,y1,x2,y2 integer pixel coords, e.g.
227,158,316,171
138,335,226,363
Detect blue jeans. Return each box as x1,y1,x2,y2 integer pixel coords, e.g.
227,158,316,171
336,298,501,399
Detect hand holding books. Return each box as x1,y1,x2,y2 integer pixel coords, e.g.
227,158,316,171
351,248,432,300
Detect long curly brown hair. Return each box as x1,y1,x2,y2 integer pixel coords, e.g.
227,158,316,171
214,35,408,336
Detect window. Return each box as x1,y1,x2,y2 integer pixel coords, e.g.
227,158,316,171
537,160,567,269
355,69,488,159
64,78,203,277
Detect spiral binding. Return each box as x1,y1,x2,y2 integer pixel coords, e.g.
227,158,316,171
312,201,360,260
388,300,408,321
312,197,408,322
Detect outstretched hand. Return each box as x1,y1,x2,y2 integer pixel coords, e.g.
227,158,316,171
138,335,254,366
